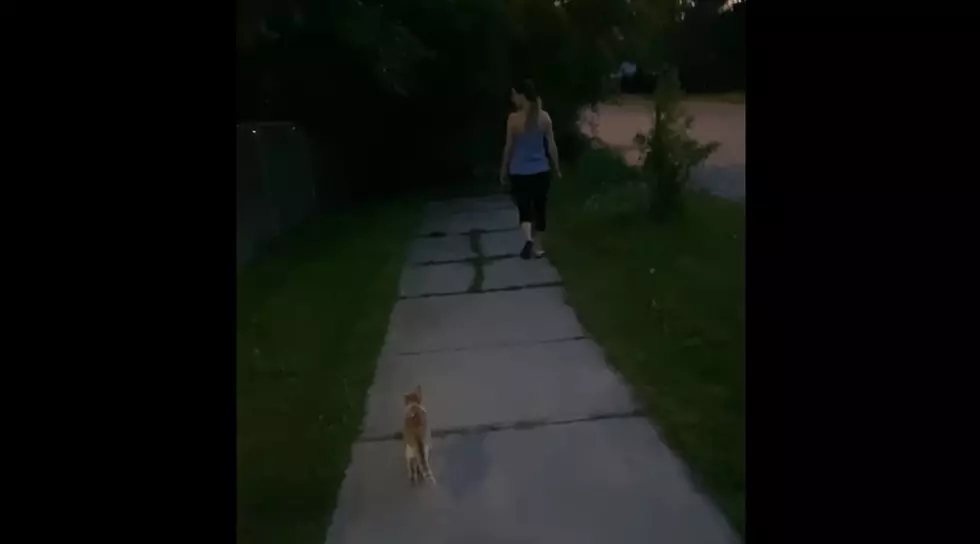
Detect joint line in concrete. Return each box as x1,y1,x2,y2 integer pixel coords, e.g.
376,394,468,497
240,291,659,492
388,335,590,357
398,281,563,300
356,409,646,443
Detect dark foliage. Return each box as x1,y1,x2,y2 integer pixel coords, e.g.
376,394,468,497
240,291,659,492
236,0,744,199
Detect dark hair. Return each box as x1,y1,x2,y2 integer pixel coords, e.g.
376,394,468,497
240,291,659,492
514,78,540,131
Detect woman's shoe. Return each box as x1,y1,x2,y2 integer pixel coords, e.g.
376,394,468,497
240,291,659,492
520,241,533,259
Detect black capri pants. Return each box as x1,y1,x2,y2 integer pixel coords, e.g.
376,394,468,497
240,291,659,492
509,170,551,232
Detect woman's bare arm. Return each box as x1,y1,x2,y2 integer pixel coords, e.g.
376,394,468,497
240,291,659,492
543,113,562,178
500,115,515,184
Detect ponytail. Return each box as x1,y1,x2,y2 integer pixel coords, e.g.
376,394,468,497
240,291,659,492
516,78,540,132
525,97,540,131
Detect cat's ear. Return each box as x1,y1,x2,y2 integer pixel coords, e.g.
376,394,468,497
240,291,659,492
415,385,422,397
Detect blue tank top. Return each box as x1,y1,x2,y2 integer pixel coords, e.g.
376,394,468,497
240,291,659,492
509,123,550,176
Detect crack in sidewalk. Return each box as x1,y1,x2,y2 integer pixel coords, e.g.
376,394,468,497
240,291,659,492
419,226,518,239
466,228,485,293
411,252,518,267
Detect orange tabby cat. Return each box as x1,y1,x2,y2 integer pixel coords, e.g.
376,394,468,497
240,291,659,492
403,385,436,485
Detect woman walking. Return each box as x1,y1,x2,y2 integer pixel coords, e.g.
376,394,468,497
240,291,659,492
499,79,562,259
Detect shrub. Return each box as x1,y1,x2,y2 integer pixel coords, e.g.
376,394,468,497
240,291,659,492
637,67,718,221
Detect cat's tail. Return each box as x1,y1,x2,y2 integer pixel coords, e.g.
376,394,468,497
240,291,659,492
416,437,436,484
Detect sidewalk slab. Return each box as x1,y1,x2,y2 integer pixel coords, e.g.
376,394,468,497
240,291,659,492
327,418,737,544
407,235,475,264
383,287,583,355
399,263,474,298
482,257,561,290
417,208,518,235
480,229,525,258
362,339,635,437
426,195,513,215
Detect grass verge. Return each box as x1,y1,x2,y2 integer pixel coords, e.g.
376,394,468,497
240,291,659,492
236,199,422,544
548,148,745,536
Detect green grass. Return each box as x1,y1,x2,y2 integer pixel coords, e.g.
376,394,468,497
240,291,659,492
236,199,422,544
548,149,745,536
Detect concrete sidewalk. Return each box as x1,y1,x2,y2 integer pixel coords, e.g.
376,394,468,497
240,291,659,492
325,195,739,544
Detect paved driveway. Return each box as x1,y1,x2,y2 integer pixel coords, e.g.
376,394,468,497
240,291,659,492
580,98,745,201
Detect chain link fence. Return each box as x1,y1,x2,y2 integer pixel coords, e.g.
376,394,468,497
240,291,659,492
236,122,319,266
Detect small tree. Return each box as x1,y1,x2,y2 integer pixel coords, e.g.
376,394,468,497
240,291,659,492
637,66,718,221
